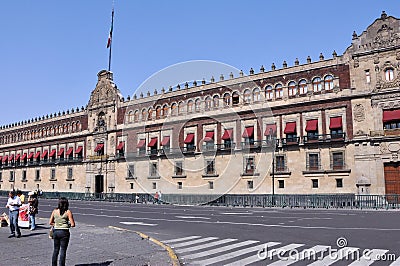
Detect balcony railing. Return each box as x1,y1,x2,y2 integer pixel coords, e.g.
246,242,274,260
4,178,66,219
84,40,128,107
216,143,236,151
181,146,196,153
281,137,300,146
302,133,346,144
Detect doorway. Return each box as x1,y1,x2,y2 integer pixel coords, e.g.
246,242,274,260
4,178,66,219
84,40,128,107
95,175,104,194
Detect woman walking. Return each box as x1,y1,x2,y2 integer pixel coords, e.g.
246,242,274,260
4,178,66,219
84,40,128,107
49,197,75,266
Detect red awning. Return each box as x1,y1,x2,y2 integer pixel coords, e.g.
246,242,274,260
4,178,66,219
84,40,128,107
28,152,34,159
66,147,74,156
34,151,41,159
137,139,146,148
58,148,65,156
116,142,124,150
94,144,104,152
0,156,2,162
161,136,170,146
75,146,83,154
204,131,214,142
15,154,21,161
329,117,343,129
221,129,233,140
383,110,400,122
284,122,296,134
49,149,56,157
2,156,7,162
264,124,277,136
184,133,195,144
21,153,27,160
41,150,48,158
148,137,158,147
242,126,254,138
8,154,14,161
305,119,318,132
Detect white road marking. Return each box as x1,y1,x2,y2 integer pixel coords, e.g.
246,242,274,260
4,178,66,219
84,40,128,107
175,216,211,220
265,245,330,266
221,212,253,215
308,247,359,266
183,240,261,260
175,238,237,253
163,235,202,244
348,249,389,266
171,237,218,248
193,242,280,266
390,256,400,265
119,221,157,226
228,243,304,265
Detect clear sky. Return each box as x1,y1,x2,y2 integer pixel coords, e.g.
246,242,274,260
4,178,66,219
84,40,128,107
1,1,399,126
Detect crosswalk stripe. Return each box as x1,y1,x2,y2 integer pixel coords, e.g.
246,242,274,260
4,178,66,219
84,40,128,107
163,235,201,244
227,243,304,266
192,242,280,266
390,256,400,265
176,238,237,253
171,237,218,248
266,245,330,266
308,247,359,266
183,240,261,260
348,249,389,266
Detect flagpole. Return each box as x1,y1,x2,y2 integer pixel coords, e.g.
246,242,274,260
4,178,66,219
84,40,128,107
108,8,114,72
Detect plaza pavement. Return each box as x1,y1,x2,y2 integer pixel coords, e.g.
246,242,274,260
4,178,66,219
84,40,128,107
0,217,176,266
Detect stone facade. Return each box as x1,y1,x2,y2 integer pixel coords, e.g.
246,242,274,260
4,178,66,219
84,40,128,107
1,12,400,196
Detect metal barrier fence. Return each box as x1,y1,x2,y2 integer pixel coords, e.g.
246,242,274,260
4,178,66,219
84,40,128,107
0,190,399,209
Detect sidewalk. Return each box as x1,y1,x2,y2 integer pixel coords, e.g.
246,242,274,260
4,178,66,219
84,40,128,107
0,218,174,266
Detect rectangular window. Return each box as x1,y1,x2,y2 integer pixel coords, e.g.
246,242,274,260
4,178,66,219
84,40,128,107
0,172,2,182
50,169,56,180
331,151,345,170
128,164,135,178
150,162,158,177
67,168,73,179
244,157,255,174
205,160,215,175
177,182,183,189
69,184,72,189
247,180,254,189
152,182,157,189
9,171,14,182
22,170,27,181
307,153,320,171
278,180,284,188
175,161,183,176
275,155,285,172
336,178,343,188
312,179,319,188
209,181,214,189
35,169,40,181
130,183,134,189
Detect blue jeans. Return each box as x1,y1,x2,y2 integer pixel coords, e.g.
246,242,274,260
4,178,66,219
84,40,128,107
29,214,36,230
52,229,70,266
8,210,21,236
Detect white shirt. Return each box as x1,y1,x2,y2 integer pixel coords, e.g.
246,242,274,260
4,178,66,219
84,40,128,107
6,196,21,211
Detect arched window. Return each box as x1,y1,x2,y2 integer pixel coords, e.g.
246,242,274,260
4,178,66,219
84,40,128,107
288,81,297,97
141,109,147,121
223,93,231,107
187,100,194,113
232,92,240,105
127,111,134,123
253,88,261,102
171,103,177,116
275,84,283,99
299,79,308,94
163,104,169,117
385,68,394,81
205,96,212,110
155,106,161,119
134,110,139,122
312,77,322,92
148,108,153,120
178,101,185,115
265,85,273,100
324,75,334,90
213,95,219,108
243,89,251,104
195,99,201,112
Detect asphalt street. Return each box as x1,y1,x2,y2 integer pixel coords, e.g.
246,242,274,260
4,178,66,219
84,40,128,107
2,196,400,265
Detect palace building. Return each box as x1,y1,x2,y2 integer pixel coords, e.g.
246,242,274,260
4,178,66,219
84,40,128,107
1,12,400,200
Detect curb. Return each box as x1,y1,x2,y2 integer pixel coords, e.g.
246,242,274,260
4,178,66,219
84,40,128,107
108,226,181,266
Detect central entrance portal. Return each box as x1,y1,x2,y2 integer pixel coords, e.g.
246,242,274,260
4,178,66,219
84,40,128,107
95,175,104,194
